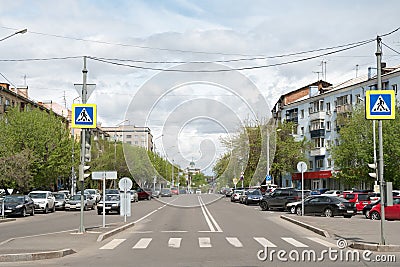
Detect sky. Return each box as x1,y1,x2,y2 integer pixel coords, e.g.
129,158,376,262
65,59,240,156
1,0,400,177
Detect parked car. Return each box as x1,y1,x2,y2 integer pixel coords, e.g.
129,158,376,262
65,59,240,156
130,190,139,202
195,189,202,194
28,191,56,214
97,194,120,215
310,188,329,195
160,188,172,197
363,199,380,219
152,189,160,198
58,190,70,199
231,189,244,202
105,189,120,195
65,194,95,211
84,189,101,203
259,188,302,211
2,195,35,217
137,188,152,200
179,189,187,194
369,197,400,220
242,189,263,205
341,192,370,212
295,195,356,218
53,192,67,210
225,188,234,197
321,190,342,196
171,187,179,195
286,196,313,214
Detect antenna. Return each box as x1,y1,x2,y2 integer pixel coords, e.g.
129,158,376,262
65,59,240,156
312,71,322,80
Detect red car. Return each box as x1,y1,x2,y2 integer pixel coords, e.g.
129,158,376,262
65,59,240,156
369,197,400,220
342,192,371,212
170,187,179,195
136,188,152,200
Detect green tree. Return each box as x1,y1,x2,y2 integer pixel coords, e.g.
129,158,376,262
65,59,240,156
331,104,400,188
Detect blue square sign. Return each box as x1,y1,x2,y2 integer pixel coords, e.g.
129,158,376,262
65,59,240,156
366,90,395,120
72,104,97,128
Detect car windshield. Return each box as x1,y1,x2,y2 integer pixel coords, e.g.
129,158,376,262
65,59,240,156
4,196,24,203
29,193,46,199
161,189,171,193
105,195,119,201
70,195,83,201
358,194,369,201
85,190,95,194
53,193,65,200
249,190,261,195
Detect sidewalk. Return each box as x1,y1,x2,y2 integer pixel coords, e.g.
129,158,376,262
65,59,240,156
0,221,134,262
281,214,400,252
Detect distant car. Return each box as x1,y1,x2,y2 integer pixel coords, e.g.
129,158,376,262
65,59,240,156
259,188,302,211
65,195,95,211
363,199,380,219
160,188,172,197
97,194,120,215
2,195,35,217
53,192,67,210
225,188,234,197
152,189,160,198
310,188,329,195
295,195,356,218
28,191,56,214
137,188,152,200
105,189,120,195
130,190,138,202
58,190,70,199
369,197,400,220
286,196,313,214
179,189,187,194
242,189,263,205
231,189,244,202
171,187,179,195
321,190,342,196
85,189,101,203
195,189,202,194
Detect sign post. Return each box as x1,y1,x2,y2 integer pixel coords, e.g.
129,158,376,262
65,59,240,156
232,178,238,189
92,171,117,227
297,161,307,216
119,177,133,223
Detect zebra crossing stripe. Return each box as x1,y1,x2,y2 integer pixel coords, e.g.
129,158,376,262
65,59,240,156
226,237,243,248
306,237,336,247
281,237,308,248
100,239,126,250
168,238,182,248
199,237,212,248
133,238,152,249
253,237,277,248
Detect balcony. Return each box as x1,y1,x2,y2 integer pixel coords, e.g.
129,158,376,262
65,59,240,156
309,111,325,121
336,104,352,114
310,129,325,138
310,147,326,157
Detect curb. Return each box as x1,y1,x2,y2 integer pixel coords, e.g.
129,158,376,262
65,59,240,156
0,218,16,224
97,222,135,242
350,242,400,252
280,215,330,238
0,248,75,262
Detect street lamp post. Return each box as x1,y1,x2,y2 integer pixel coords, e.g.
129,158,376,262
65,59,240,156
0,28,27,42
71,96,80,196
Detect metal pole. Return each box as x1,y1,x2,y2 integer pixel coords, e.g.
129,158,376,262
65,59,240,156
266,130,270,183
102,174,106,227
376,36,385,245
79,56,88,234
301,169,304,216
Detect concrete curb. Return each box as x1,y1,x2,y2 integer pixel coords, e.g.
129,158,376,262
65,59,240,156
97,222,135,242
350,242,400,252
0,248,75,262
280,215,330,238
0,218,16,224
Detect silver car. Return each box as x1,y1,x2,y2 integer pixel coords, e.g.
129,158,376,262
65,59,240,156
65,195,95,211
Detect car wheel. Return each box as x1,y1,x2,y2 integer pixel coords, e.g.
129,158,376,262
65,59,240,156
370,211,381,220
245,200,249,205
92,204,95,210
31,208,35,216
296,207,302,216
290,206,296,214
147,195,151,200
324,208,333,217
44,205,48,214
260,201,269,211
52,204,56,212
97,210,102,215
365,210,370,219
21,208,26,217
84,205,88,211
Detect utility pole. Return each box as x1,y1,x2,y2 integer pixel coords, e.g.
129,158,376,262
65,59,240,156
376,36,386,245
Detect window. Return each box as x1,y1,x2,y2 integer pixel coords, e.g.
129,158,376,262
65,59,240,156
126,135,132,139
127,141,132,144
134,141,138,145
355,94,362,104
0,96,2,105
316,158,324,168
308,100,324,113
393,84,398,95
326,140,331,148
314,138,324,148
327,158,332,168
300,127,304,136
336,95,351,106
310,120,324,131
308,161,314,170
326,102,331,112
300,109,304,119
326,121,331,131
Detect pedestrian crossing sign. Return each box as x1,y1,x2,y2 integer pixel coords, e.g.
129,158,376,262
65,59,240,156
72,104,97,128
366,90,395,120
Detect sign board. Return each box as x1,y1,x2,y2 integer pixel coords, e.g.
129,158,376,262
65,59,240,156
119,177,133,191
365,90,395,120
297,161,307,173
92,171,117,180
120,192,131,217
233,178,238,185
265,175,272,184
71,104,97,128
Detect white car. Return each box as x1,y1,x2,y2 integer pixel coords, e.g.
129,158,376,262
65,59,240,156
321,190,342,196
85,189,101,203
196,189,202,194
28,191,56,213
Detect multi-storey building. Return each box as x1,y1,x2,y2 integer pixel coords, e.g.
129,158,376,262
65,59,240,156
272,64,400,190
101,124,154,151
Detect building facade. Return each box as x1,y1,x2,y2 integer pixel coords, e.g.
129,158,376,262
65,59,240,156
272,65,400,190
101,125,154,151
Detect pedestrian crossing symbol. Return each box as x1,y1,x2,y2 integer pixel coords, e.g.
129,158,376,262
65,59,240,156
366,90,395,120
72,104,97,128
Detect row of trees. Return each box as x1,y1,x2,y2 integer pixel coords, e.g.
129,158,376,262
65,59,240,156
0,107,183,194
213,103,400,190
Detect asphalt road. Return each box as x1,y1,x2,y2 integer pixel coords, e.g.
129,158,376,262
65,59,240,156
1,194,399,267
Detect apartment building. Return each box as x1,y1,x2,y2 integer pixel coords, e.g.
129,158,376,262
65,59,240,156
101,124,154,151
271,64,400,190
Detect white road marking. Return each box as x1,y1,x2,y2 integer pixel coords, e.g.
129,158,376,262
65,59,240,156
226,237,243,248
168,238,182,248
132,238,152,249
100,239,126,250
161,231,188,233
198,196,223,232
254,237,277,247
132,231,153,234
306,237,336,247
281,237,308,247
199,237,212,248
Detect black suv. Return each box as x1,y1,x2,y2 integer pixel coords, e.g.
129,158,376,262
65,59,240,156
259,188,301,211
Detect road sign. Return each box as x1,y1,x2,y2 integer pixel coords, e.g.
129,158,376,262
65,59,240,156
119,177,133,191
297,161,307,173
265,175,272,184
119,177,133,219
233,178,238,185
72,104,97,128
92,171,117,180
366,90,395,120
